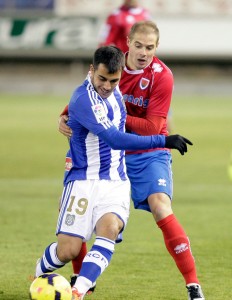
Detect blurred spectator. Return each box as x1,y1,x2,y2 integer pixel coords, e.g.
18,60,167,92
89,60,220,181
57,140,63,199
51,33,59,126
98,0,151,53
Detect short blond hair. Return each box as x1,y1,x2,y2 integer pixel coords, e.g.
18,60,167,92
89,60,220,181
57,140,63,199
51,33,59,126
129,21,160,45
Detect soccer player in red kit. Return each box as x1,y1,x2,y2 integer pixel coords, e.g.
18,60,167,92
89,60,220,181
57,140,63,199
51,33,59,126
98,0,150,53
59,21,205,300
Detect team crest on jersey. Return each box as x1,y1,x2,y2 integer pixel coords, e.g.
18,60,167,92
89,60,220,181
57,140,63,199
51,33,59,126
65,214,75,226
65,157,72,171
92,103,106,123
140,77,150,90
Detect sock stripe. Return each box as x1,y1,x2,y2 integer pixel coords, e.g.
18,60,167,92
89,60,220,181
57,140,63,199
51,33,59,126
45,243,64,267
95,236,115,252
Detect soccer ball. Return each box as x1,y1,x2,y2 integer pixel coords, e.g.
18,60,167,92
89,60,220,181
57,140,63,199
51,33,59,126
29,273,72,300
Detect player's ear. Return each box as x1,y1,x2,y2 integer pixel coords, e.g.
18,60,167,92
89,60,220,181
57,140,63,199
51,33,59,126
126,36,130,47
156,37,160,48
89,64,94,77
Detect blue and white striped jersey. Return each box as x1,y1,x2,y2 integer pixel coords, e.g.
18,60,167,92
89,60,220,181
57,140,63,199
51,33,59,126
64,75,128,183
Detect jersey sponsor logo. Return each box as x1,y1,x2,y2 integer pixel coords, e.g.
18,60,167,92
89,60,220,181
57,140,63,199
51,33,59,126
140,77,150,90
65,157,72,171
86,251,108,268
174,243,189,254
152,63,163,73
92,103,107,123
123,94,149,108
121,99,127,112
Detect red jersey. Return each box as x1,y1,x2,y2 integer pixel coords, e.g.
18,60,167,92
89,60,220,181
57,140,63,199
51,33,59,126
120,56,174,154
99,5,150,53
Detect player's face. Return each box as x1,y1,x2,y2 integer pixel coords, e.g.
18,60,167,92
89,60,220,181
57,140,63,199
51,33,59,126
127,32,158,70
90,64,122,99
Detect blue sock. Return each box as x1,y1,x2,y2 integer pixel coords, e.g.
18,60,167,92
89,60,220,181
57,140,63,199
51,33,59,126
79,236,115,284
36,242,65,277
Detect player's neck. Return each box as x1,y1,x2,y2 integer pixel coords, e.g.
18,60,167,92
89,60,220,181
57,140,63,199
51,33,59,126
125,58,135,70
122,5,138,9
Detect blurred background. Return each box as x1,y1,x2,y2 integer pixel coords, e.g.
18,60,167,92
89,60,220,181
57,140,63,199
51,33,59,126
0,0,232,96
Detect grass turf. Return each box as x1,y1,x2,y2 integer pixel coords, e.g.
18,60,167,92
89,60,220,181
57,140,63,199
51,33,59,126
0,93,232,299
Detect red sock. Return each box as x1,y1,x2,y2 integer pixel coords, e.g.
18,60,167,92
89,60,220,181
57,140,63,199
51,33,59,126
157,214,199,285
72,242,88,274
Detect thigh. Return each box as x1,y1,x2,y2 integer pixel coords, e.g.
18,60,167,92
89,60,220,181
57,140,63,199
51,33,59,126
95,212,124,241
126,151,173,212
56,180,130,241
148,192,173,221
56,180,96,241
57,233,83,262
93,180,131,234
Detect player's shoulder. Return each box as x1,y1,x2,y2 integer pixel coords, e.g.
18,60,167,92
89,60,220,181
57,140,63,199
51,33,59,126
138,6,150,15
151,57,173,77
128,6,149,15
72,80,87,96
109,7,121,17
105,8,121,24
69,79,94,105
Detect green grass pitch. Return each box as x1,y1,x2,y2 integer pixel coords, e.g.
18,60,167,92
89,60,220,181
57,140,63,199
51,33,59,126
0,93,232,299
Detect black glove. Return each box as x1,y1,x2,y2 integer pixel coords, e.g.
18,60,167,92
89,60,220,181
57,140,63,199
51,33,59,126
165,134,193,155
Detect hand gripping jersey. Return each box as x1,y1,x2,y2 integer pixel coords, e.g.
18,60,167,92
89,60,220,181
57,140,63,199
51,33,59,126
120,56,174,154
99,5,150,53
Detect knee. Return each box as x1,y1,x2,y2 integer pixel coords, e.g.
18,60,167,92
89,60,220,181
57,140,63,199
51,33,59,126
57,235,82,263
110,221,124,239
57,244,79,263
148,193,173,221
96,213,124,240
102,221,123,241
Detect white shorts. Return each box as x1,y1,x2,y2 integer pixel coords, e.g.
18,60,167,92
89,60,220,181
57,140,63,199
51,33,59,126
56,179,131,241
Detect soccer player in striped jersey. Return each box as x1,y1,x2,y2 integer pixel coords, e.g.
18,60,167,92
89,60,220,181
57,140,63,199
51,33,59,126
35,46,192,300
59,21,205,300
